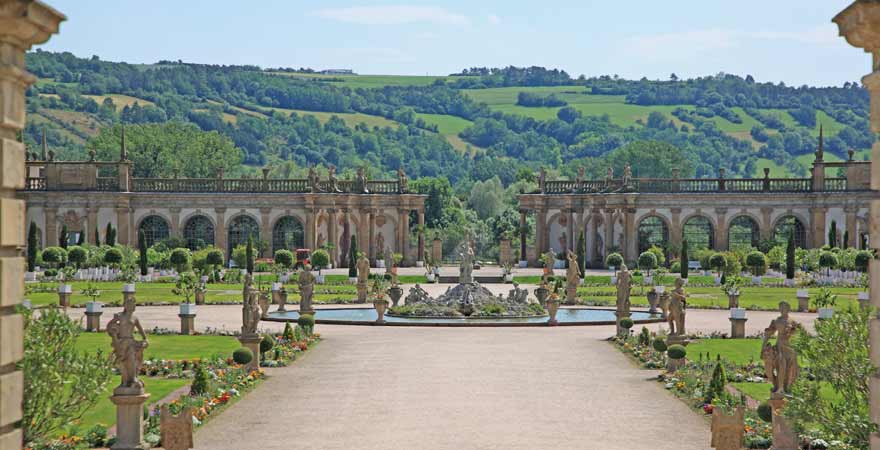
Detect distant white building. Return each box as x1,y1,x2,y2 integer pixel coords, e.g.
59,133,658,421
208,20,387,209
320,69,355,75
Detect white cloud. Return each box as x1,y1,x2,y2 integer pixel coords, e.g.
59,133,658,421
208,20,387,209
488,14,501,25
313,5,469,26
623,24,840,61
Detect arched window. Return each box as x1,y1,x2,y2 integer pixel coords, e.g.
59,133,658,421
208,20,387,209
637,216,668,254
272,216,304,253
682,216,714,250
774,216,806,249
228,215,260,256
138,215,170,248
728,216,760,250
183,215,214,250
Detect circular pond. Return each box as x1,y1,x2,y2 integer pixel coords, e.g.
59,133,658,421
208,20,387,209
263,307,663,327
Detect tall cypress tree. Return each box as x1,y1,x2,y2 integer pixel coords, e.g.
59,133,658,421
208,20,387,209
828,220,838,248
59,224,69,250
105,223,116,246
76,230,84,245
138,229,148,276
576,230,586,276
843,230,849,250
246,235,254,274
348,234,358,278
94,225,100,246
785,234,796,280
27,221,38,272
679,239,688,279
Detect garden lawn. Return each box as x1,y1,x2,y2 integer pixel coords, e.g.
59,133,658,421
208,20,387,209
75,333,240,361
576,285,860,310
688,338,763,365
71,376,188,433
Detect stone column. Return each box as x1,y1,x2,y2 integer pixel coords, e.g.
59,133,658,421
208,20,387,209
834,5,880,447
715,208,729,251
0,5,64,450
760,207,773,240
845,205,858,248
399,208,410,264
519,210,528,263
169,207,180,237
566,208,574,252
534,208,547,265
603,209,615,258
810,207,827,248
417,210,425,263
87,205,98,244
586,213,597,267
214,208,226,256
305,206,317,250
367,209,375,262
669,208,682,249
115,206,130,246
45,206,58,247
327,209,338,265
623,208,636,262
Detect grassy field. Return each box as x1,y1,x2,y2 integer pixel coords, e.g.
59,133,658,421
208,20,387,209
577,285,861,310
82,94,154,111
688,338,763,365
73,376,188,433
75,332,240,360
265,106,401,129
268,72,450,89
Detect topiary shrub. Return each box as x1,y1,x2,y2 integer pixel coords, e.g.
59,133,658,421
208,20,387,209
190,365,210,396
638,251,658,275
259,335,274,354
67,246,87,268
745,251,767,276
818,251,838,271
652,338,667,352
282,322,295,341
41,246,67,268
206,248,225,268
232,347,254,365
757,402,773,423
297,314,315,336
855,250,872,273
103,247,123,267
605,252,624,269
274,249,294,269
709,253,727,274
667,344,687,360
705,361,727,404
311,249,330,273
169,248,191,273
618,317,634,330
638,327,650,346
670,260,681,274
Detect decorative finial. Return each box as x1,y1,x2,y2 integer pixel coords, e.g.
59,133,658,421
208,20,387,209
41,129,47,161
815,125,824,161
120,124,127,161
88,149,96,162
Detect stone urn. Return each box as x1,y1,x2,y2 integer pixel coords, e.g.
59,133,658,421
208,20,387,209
646,290,659,314
534,285,550,307
388,285,404,308
373,298,388,324
194,289,206,305
545,296,560,326
727,292,740,309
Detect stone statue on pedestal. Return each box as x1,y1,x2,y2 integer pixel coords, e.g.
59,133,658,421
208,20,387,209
327,164,341,193
308,166,320,193
397,167,408,193
538,167,546,193
241,276,261,336
357,253,370,284
459,241,475,285
668,278,687,335
355,167,369,194
298,265,316,313
762,301,801,395
384,246,394,273
565,250,580,304
615,265,632,317
107,293,148,393
376,233,385,260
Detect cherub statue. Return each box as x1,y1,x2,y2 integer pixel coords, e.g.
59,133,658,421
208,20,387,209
107,294,148,392
762,302,801,394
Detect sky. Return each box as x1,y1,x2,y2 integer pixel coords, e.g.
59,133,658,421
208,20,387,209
36,0,868,87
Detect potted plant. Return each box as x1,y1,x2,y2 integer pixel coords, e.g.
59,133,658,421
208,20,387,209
709,253,726,285
393,252,403,272
118,266,137,293
310,249,330,284
745,251,766,284
82,282,102,313
173,271,198,316
502,263,514,283
638,251,657,285
605,252,623,272
813,287,837,319
721,276,741,309
371,278,389,323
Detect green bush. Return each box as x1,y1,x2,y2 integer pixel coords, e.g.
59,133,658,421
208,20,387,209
66,246,87,267
43,268,58,278
618,317,634,330
855,250,872,272
745,251,767,276
638,327,650,346
297,314,315,335
206,248,224,267
84,423,109,448
637,251,657,273
705,361,727,403
818,251,838,270
605,252,624,269
103,247,123,266
708,253,727,273
757,402,773,423
274,249,294,268
670,260,681,274
190,365,210,396
480,303,507,315
260,335,275,354
41,247,67,266
282,322,295,341
652,338,667,352
169,248,191,272
311,249,330,270
232,347,254,365
254,261,272,272
667,344,687,360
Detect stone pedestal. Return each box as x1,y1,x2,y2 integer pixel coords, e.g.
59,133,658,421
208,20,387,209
237,335,261,372
432,238,442,265
768,396,798,450
58,292,70,308
647,291,658,314
110,392,150,450
729,318,747,339
277,290,288,312
666,357,685,372
615,312,630,337
667,334,690,347
797,295,809,313
563,286,577,305
356,282,368,304
499,239,511,266
710,406,744,450
85,311,102,332
179,314,195,335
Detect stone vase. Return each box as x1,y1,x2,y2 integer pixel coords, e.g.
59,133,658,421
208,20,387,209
545,298,559,326
534,286,550,307
373,299,388,324
194,290,205,305
727,293,739,309
646,291,658,314
388,286,403,308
